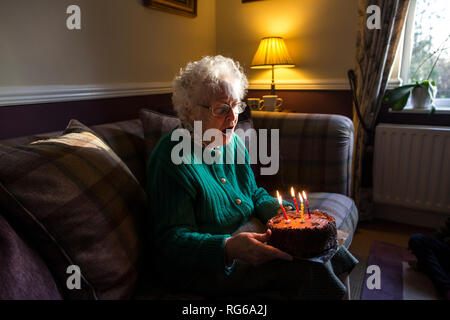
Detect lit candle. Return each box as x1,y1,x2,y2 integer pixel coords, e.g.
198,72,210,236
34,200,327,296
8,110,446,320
302,190,311,218
298,192,304,222
276,190,290,221
290,187,300,215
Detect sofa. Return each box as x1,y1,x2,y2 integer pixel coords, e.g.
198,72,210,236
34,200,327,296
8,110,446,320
0,108,358,300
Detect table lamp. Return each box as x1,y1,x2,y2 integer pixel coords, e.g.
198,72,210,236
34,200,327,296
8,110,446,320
251,37,295,95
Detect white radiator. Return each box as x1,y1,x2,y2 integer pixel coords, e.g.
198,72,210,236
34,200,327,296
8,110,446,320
373,124,450,215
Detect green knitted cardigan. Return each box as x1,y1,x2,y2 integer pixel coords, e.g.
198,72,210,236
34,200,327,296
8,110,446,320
145,129,291,289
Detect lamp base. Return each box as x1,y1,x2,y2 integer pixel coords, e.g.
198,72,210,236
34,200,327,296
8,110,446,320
270,86,276,96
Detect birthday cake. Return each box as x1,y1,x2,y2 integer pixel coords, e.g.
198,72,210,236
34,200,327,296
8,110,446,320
266,210,338,258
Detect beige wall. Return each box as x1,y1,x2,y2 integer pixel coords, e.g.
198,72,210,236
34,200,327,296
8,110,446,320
216,0,357,86
0,0,216,86
1,0,369,89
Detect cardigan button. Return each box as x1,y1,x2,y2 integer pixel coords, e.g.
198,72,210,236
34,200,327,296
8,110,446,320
235,198,242,205
220,178,227,184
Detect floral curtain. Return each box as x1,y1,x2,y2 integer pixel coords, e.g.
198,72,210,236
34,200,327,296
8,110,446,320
352,0,410,220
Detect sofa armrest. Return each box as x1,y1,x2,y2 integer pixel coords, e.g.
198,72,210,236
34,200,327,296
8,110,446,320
251,111,354,196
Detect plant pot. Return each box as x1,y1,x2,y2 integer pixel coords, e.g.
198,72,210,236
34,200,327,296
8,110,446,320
411,86,430,109
411,85,437,110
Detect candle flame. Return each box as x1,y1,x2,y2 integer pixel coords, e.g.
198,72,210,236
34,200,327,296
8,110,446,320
290,187,295,197
277,195,283,205
298,192,303,203
276,190,282,205
302,190,307,200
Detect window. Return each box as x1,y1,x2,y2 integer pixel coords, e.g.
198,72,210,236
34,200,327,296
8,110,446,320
400,0,450,108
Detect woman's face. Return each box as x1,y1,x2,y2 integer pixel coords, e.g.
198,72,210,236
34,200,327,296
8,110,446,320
192,82,239,146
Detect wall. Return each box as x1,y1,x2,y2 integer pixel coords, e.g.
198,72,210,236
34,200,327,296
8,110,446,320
216,0,357,88
1,0,362,139
215,0,359,118
0,0,215,86
0,0,215,138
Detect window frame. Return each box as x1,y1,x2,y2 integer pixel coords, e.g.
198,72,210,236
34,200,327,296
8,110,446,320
399,0,450,109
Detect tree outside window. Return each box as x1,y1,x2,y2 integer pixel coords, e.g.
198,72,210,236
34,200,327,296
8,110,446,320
407,0,449,99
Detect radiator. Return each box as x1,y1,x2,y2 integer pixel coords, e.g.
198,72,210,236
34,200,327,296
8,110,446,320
373,124,450,214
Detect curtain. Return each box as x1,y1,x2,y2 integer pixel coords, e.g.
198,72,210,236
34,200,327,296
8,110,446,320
352,0,410,220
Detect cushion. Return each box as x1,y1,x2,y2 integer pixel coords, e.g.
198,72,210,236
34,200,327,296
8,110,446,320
139,108,254,164
0,119,147,188
0,131,62,147
91,119,147,187
0,119,148,299
139,109,181,162
0,119,145,189
0,213,62,300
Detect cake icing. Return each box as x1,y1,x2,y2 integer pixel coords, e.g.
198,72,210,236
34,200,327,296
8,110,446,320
266,209,338,258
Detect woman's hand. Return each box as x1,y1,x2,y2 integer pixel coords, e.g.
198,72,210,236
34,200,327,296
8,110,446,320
224,229,293,267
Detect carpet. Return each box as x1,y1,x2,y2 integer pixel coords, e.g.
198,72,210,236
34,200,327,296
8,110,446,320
360,241,440,300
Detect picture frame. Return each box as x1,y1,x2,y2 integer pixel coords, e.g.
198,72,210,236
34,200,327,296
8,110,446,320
142,0,197,18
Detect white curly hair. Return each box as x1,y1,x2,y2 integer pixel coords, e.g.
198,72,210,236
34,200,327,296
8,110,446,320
172,55,248,130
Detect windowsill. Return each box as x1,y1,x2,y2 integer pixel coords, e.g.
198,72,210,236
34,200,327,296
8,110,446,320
389,106,450,115
388,98,450,114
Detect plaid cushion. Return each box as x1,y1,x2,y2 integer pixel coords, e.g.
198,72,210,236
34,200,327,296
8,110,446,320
91,119,146,187
251,111,354,197
139,109,181,164
0,131,63,147
0,120,147,188
0,119,147,299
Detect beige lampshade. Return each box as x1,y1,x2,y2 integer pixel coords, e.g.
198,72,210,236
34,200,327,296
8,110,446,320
251,37,295,69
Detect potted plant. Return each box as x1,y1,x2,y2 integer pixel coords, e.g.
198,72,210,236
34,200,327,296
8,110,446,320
410,80,437,109
383,35,448,112
382,81,436,111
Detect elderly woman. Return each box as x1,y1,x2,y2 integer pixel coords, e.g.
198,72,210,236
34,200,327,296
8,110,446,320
145,56,352,298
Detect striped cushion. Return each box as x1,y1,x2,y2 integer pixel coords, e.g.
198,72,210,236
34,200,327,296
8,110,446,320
0,119,147,299
251,111,354,197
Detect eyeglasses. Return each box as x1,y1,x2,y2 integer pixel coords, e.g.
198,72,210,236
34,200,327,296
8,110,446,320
198,102,247,117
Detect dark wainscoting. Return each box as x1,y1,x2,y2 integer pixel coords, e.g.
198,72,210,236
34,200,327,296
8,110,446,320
0,90,354,140
246,90,353,120
0,94,173,140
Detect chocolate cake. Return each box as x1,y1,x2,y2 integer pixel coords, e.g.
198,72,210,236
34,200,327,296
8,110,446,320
266,209,338,258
